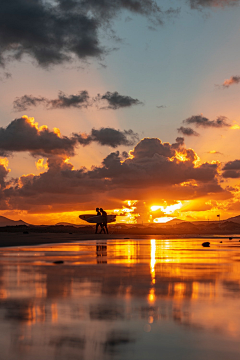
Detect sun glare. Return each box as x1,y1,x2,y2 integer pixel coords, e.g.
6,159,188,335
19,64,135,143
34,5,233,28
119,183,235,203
153,217,175,223
151,202,183,214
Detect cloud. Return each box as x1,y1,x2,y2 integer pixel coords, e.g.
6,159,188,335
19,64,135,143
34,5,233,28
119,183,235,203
0,0,177,68
189,0,240,9
13,95,47,112
13,91,90,111
1,136,228,213
222,76,240,88
177,126,200,136
0,116,139,156
0,116,76,157
156,105,166,109
13,91,142,111
183,115,230,128
95,91,143,110
222,160,240,178
74,128,139,148
0,159,10,189
208,150,223,155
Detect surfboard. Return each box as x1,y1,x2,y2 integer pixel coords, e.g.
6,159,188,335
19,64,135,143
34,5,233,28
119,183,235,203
79,214,116,223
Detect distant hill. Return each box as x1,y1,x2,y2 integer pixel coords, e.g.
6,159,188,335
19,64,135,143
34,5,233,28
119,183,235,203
165,218,186,226
226,215,240,224
55,222,83,227
0,216,29,227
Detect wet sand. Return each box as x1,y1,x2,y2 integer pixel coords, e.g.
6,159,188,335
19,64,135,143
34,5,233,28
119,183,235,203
0,231,239,248
1,238,240,360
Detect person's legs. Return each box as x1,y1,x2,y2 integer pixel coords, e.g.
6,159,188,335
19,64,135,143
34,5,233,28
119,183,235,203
100,223,106,234
105,224,108,234
95,223,99,234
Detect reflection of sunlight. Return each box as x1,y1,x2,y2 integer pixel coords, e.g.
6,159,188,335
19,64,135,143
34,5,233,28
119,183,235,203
150,239,156,284
192,282,199,300
174,282,186,299
148,288,156,303
51,303,58,323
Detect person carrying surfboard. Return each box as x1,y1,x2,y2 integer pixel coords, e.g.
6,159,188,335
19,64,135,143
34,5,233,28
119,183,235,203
100,208,108,234
95,208,105,234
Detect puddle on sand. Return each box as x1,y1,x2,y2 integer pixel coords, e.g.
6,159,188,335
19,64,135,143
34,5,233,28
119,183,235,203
0,238,240,360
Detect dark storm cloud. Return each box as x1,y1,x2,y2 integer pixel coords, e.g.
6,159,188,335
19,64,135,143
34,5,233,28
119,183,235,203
74,128,139,148
13,91,143,111
177,126,200,136
189,0,240,9
183,115,230,128
1,137,223,212
222,160,240,178
0,116,139,156
95,91,143,110
0,0,177,68
222,76,240,88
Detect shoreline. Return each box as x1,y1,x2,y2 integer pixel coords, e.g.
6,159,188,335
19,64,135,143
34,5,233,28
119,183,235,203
0,232,239,248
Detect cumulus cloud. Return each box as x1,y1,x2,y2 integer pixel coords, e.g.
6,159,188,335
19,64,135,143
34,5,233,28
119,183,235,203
0,0,178,68
183,115,230,128
222,76,240,88
74,128,139,148
177,126,200,136
13,91,142,111
189,0,240,8
0,116,139,156
0,116,76,157
0,135,229,213
222,160,240,178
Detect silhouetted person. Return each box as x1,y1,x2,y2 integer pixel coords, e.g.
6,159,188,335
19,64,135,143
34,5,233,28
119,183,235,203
100,208,108,234
95,207,105,234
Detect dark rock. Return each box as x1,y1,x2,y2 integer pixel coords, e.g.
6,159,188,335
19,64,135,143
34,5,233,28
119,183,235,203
229,237,233,240
53,260,64,264
202,242,210,247
220,241,222,243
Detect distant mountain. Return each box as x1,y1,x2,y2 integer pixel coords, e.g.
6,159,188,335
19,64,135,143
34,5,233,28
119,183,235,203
226,215,240,224
0,216,29,227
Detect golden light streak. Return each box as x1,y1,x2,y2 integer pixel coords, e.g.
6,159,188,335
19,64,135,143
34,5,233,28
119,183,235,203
150,239,156,284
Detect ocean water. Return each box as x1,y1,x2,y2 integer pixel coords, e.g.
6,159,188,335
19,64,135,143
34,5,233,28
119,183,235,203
0,238,240,360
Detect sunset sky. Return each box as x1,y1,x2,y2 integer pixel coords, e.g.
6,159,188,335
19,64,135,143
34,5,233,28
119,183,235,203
1,0,240,224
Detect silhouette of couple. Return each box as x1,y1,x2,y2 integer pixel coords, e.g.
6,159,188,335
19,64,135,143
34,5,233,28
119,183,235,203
95,207,108,234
